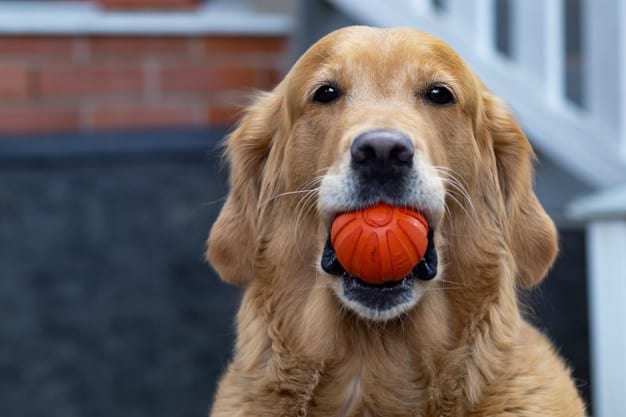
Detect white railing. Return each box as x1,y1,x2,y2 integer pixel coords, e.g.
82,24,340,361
328,1,626,416
330,0,626,188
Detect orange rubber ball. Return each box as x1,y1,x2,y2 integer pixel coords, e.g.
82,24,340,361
330,204,429,284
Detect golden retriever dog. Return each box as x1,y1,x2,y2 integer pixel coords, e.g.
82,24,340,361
207,26,586,416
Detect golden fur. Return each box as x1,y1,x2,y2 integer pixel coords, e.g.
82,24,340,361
207,26,586,416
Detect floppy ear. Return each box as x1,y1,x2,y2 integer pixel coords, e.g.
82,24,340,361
206,92,283,286
483,93,558,288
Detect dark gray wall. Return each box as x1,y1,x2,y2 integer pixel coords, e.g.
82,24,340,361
1,129,240,417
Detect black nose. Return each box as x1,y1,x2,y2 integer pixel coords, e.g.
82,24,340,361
351,130,414,169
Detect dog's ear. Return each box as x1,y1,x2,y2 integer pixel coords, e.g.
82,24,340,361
206,92,283,286
483,93,558,288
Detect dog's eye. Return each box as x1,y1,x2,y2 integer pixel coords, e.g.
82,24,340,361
425,86,455,105
313,84,342,104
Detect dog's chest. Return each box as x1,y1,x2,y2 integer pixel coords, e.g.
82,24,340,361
309,363,427,417
338,375,364,416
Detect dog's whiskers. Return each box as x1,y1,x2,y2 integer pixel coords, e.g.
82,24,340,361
258,188,319,210
201,195,227,207
432,166,476,221
290,177,324,263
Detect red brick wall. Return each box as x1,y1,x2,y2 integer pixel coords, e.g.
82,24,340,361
0,35,288,135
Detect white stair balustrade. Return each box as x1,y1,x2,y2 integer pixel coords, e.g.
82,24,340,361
584,0,621,137
621,0,626,159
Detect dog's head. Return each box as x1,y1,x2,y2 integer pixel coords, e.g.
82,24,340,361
207,26,557,322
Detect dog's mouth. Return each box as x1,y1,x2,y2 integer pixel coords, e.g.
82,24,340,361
321,228,438,320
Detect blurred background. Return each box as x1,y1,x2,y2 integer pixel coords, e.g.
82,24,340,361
1,1,625,416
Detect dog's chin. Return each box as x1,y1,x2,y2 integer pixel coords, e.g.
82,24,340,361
336,274,422,321
320,230,438,322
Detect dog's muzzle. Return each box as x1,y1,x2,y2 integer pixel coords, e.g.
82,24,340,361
321,229,438,315
318,129,440,319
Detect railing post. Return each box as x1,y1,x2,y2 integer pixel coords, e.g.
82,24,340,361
583,0,620,131
545,0,565,106
510,0,545,79
475,0,495,57
411,0,435,17
587,220,626,417
445,0,478,34
620,0,626,160
508,0,566,108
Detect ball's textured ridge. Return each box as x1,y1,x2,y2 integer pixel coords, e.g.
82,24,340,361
330,204,429,284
